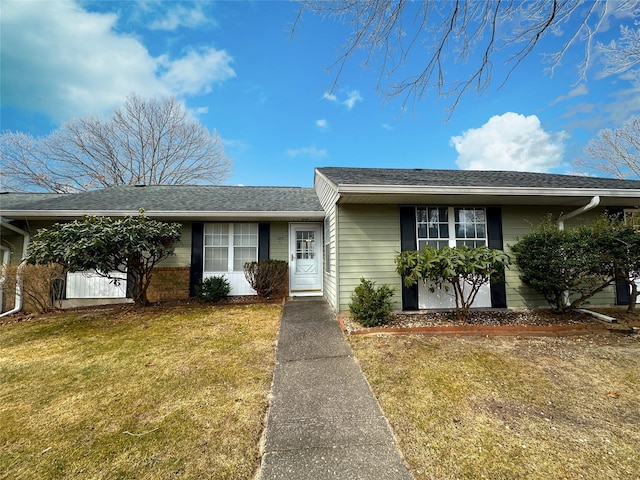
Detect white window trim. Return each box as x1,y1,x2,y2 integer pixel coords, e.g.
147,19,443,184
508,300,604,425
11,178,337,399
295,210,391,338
203,223,258,273
416,206,488,248
324,217,331,274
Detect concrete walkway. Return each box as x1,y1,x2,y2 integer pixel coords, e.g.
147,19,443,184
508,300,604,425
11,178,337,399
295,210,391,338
258,298,413,480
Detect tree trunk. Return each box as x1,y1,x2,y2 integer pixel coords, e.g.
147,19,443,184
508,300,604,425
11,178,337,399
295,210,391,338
627,280,638,313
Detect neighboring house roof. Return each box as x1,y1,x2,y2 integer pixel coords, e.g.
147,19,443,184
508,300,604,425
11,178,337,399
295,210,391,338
315,167,640,207
0,192,67,210
0,185,325,221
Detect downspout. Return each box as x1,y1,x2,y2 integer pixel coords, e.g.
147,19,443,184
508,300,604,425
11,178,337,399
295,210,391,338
557,196,601,307
558,196,601,230
0,245,10,311
0,219,31,317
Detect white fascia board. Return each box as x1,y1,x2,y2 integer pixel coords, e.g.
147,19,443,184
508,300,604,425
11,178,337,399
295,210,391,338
335,184,640,198
0,210,326,220
314,169,339,191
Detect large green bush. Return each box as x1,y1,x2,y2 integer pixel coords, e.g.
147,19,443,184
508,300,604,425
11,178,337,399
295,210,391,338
27,211,181,306
395,245,509,320
586,214,640,312
511,218,616,313
349,278,395,327
243,260,288,299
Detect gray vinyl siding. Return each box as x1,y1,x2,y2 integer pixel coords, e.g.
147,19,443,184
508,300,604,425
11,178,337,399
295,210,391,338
502,206,616,308
158,222,192,268
1,220,61,264
270,222,289,261
314,172,340,310
336,205,403,312
324,210,337,309
0,231,27,264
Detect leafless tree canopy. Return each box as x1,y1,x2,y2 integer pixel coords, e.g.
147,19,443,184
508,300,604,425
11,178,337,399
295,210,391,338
1,94,232,192
575,116,640,179
295,0,640,112
599,24,640,87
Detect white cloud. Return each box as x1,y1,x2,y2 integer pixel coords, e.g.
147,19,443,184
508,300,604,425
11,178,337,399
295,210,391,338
159,47,235,95
323,92,337,102
343,90,363,110
191,106,209,115
322,90,363,110
316,119,328,129
286,145,328,158
550,83,589,105
0,0,234,123
450,112,567,172
148,4,209,31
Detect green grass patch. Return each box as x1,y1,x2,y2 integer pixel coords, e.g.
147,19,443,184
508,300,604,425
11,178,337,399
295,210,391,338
351,334,640,480
0,303,282,480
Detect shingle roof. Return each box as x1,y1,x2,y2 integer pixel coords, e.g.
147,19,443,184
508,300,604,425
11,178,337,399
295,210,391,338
0,193,67,210
1,185,323,214
316,167,640,190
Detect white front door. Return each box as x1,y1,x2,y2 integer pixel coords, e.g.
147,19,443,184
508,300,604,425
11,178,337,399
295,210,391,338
289,223,323,296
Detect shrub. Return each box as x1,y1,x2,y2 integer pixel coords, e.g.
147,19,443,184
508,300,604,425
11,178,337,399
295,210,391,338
349,278,395,328
26,212,181,306
196,276,231,303
243,260,288,299
511,218,614,313
395,245,510,321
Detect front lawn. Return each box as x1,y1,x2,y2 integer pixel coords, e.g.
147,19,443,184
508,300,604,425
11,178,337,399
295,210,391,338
0,303,282,480
350,333,640,480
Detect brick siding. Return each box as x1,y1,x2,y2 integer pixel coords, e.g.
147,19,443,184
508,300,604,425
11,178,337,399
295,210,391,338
146,267,191,302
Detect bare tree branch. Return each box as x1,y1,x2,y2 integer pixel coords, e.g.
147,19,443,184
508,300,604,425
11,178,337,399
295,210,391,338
574,116,640,179
1,94,232,192
599,24,640,86
294,0,640,114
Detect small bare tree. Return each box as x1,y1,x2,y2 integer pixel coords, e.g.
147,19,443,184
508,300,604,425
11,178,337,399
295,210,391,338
295,1,639,113
1,94,232,192
575,116,640,180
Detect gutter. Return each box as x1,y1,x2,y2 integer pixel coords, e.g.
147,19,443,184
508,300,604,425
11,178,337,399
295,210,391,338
557,196,601,307
558,196,600,230
0,219,31,317
334,184,638,198
0,210,326,221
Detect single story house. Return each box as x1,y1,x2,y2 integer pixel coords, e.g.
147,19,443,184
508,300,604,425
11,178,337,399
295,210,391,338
1,167,639,314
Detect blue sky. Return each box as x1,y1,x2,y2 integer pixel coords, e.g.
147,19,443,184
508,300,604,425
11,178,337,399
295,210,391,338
2,0,639,187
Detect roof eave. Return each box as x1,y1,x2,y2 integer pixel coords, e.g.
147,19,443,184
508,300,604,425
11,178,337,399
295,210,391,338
0,210,326,221
335,184,640,198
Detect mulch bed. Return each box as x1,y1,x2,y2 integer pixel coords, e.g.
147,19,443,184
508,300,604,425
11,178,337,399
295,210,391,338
389,309,598,328
340,308,639,337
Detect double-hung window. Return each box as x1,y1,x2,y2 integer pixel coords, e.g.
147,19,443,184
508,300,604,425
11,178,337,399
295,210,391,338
417,207,487,248
204,223,258,273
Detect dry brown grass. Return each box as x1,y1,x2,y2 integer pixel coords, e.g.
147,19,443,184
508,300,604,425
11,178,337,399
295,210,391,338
350,333,640,480
0,303,282,480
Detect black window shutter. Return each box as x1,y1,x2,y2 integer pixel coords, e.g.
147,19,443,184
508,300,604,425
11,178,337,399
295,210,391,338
616,280,631,305
486,207,507,308
607,208,631,304
258,223,270,261
190,223,204,297
399,206,418,310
